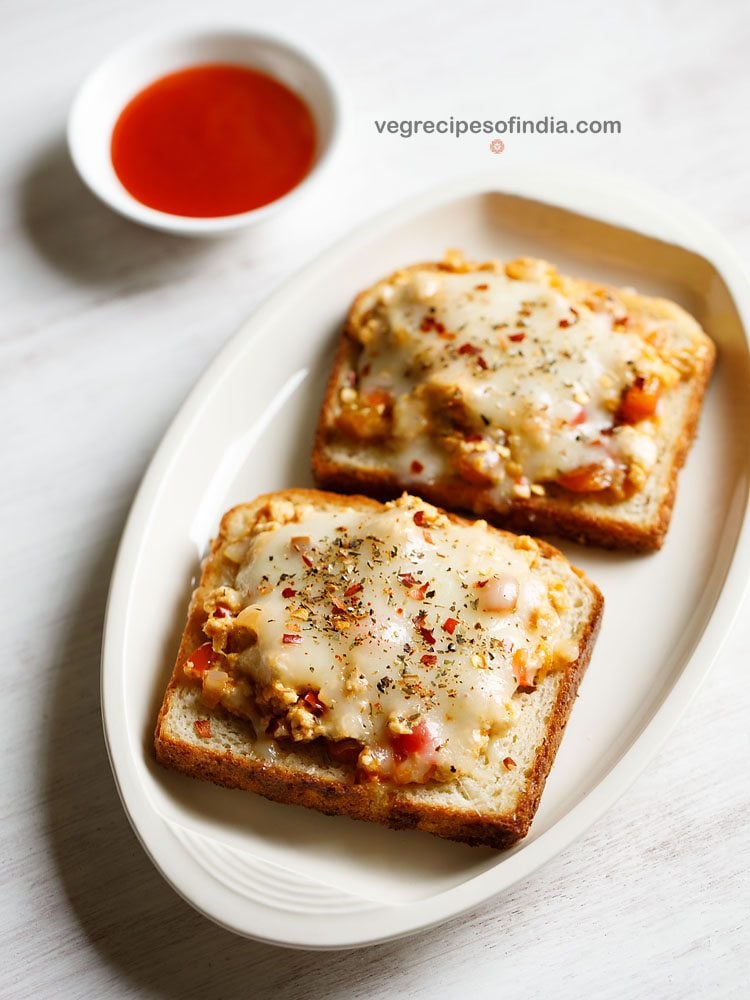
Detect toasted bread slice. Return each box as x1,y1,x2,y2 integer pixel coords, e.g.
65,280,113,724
155,489,603,849
312,254,716,550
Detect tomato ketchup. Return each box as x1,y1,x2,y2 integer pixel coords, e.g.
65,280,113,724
111,63,316,217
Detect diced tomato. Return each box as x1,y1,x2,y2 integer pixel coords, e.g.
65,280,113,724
619,376,661,423
557,462,614,493
183,642,222,677
281,587,297,598
282,633,303,644
302,691,326,716
391,721,435,762
442,617,458,634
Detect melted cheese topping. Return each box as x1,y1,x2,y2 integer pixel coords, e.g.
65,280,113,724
334,256,703,499
191,495,587,784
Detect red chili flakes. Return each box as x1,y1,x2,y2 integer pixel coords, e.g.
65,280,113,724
282,633,303,644
291,536,314,567
194,719,211,739
419,626,436,646
442,617,459,635
420,653,437,667
413,510,427,527
344,582,363,598
509,332,526,342
281,587,297,598
458,342,480,355
410,459,424,474
559,308,580,329
477,355,488,370
302,691,326,716
503,756,517,770
420,315,446,334
475,579,489,589
464,433,483,443
212,604,232,618
399,572,418,587
474,282,489,291
409,581,430,601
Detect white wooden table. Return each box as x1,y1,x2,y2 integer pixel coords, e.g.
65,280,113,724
3,1,749,996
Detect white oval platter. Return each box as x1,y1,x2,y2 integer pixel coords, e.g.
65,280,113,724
101,170,750,949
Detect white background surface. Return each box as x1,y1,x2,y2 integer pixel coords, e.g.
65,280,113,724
3,1,749,997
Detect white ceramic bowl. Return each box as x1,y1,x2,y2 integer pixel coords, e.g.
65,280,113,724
67,26,341,236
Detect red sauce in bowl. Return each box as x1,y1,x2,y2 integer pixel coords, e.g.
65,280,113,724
111,63,317,218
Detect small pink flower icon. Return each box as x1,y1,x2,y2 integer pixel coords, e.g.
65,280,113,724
489,138,505,154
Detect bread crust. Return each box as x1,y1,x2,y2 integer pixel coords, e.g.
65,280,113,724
155,489,603,849
311,263,716,551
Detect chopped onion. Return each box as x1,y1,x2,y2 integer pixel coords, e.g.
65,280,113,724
478,574,519,612
202,668,229,707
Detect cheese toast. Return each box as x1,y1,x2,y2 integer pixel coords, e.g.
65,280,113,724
312,253,716,550
155,489,603,849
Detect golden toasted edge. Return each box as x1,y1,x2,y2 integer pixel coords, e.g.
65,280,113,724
311,262,717,551
154,488,603,849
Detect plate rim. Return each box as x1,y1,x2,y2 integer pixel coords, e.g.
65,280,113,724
101,168,750,949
